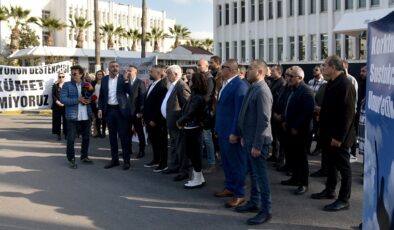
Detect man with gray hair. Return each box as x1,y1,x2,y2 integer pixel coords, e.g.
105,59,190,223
160,65,191,180
280,66,315,196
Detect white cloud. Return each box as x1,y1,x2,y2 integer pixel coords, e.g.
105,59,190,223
190,31,213,39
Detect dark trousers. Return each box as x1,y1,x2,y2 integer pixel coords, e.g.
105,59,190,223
95,117,106,136
168,129,189,174
287,132,309,186
130,115,146,151
146,121,168,167
52,108,67,136
183,128,203,172
271,120,280,158
325,146,352,202
66,119,90,161
106,106,131,163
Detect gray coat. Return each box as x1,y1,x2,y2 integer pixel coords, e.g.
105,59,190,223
166,79,191,130
238,80,273,150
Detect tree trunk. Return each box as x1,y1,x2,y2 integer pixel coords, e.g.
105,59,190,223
76,30,84,48
132,40,136,51
94,0,101,71
10,27,20,53
174,37,179,48
108,36,114,49
47,32,54,46
154,40,159,52
141,0,147,58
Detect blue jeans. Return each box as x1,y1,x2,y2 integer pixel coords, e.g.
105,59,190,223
244,143,272,214
66,119,91,161
203,129,215,165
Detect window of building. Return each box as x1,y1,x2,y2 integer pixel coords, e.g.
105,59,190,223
310,0,316,14
299,35,306,60
359,32,367,59
391,0,394,5
258,0,264,20
345,35,354,59
233,41,238,59
268,0,273,19
233,2,238,24
268,38,274,62
42,31,49,46
358,0,366,8
289,36,295,60
320,0,328,12
298,0,305,15
251,39,256,60
345,0,353,9
335,34,341,56
277,37,283,61
320,33,328,59
277,0,282,18
241,40,246,62
259,39,264,60
225,4,229,25
225,42,230,60
288,0,294,16
335,0,341,10
371,0,380,6
251,0,255,21
42,10,50,19
310,34,317,60
241,0,246,22
218,5,222,26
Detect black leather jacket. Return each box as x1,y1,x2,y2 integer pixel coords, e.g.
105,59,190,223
177,93,206,128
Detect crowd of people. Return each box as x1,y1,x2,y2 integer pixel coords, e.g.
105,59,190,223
51,55,366,226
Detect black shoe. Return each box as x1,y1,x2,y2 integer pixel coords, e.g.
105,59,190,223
153,165,167,173
310,169,327,177
123,162,131,170
294,186,308,195
311,189,336,199
173,173,189,181
247,212,272,225
136,151,145,159
162,168,178,174
68,158,78,169
144,160,159,168
80,157,93,164
235,202,259,213
104,161,120,169
323,200,349,212
277,165,289,172
280,178,299,186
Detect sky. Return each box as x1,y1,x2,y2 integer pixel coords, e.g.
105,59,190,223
115,0,213,39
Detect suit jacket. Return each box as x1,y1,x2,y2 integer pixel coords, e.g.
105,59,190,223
284,82,315,135
98,75,131,118
128,78,146,116
143,79,167,125
215,76,248,138
166,79,191,130
238,80,273,150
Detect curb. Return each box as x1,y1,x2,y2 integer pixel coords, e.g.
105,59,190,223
0,110,52,116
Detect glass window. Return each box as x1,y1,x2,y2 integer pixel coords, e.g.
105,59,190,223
310,34,317,60
233,41,238,59
259,39,264,60
320,34,328,59
268,0,273,19
277,37,283,61
218,42,222,57
42,31,49,46
335,0,341,10
251,39,256,60
268,38,274,62
225,42,230,60
371,0,380,6
241,40,246,62
233,2,238,24
218,5,222,26
225,4,229,25
299,0,305,15
321,0,328,12
359,32,367,59
345,35,354,59
310,0,316,14
391,0,394,5
289,0,294,16
42,10,50,19
251,0,255,21
345,0,353,9
358,0,366,8
241,0,245,22
277,0,282,18
289,36,295,60
258,0,264,20
335,34,341,56
299,35,305,60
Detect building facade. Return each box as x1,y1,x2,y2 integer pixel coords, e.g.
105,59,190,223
0,0,176,54
213,0,394,65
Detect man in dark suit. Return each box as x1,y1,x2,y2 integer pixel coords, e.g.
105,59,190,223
143,65,168,172
98,60,132,170
160,65,191,180
237,60,273,225
280,66,315,195
126,65,147,158
311,55,356,212
214,59,248,208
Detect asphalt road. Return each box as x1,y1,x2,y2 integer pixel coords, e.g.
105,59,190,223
0,114,363,230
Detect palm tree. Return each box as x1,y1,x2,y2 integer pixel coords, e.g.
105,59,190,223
123,29,141,51
35,16,67,46
146,27,169,52
8,6,37,53
201,38,214,52
94,0,101,71
69,16,92,48
100,23,124,49
141,0,147,57
168,24,190,48
185,39,202,47
0,6,9,22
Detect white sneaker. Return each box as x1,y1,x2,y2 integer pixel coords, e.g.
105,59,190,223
350,155,358,163
184,170,205,189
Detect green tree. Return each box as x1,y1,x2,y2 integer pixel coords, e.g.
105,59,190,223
0,6,9,22
8,6,37,53
146,27,169,52
123,29,141,51
100,23,124,49
19,24,40,48
69,16,92,48
201,38,214,52
168,24,190,48
35,16,67,46
185,39,202,47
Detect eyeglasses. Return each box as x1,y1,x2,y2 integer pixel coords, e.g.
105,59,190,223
58,75,65,78
222,65,231,70
186,72,193,74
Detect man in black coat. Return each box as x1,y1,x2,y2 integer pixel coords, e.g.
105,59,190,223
126,65,147,158
311,55,356,212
